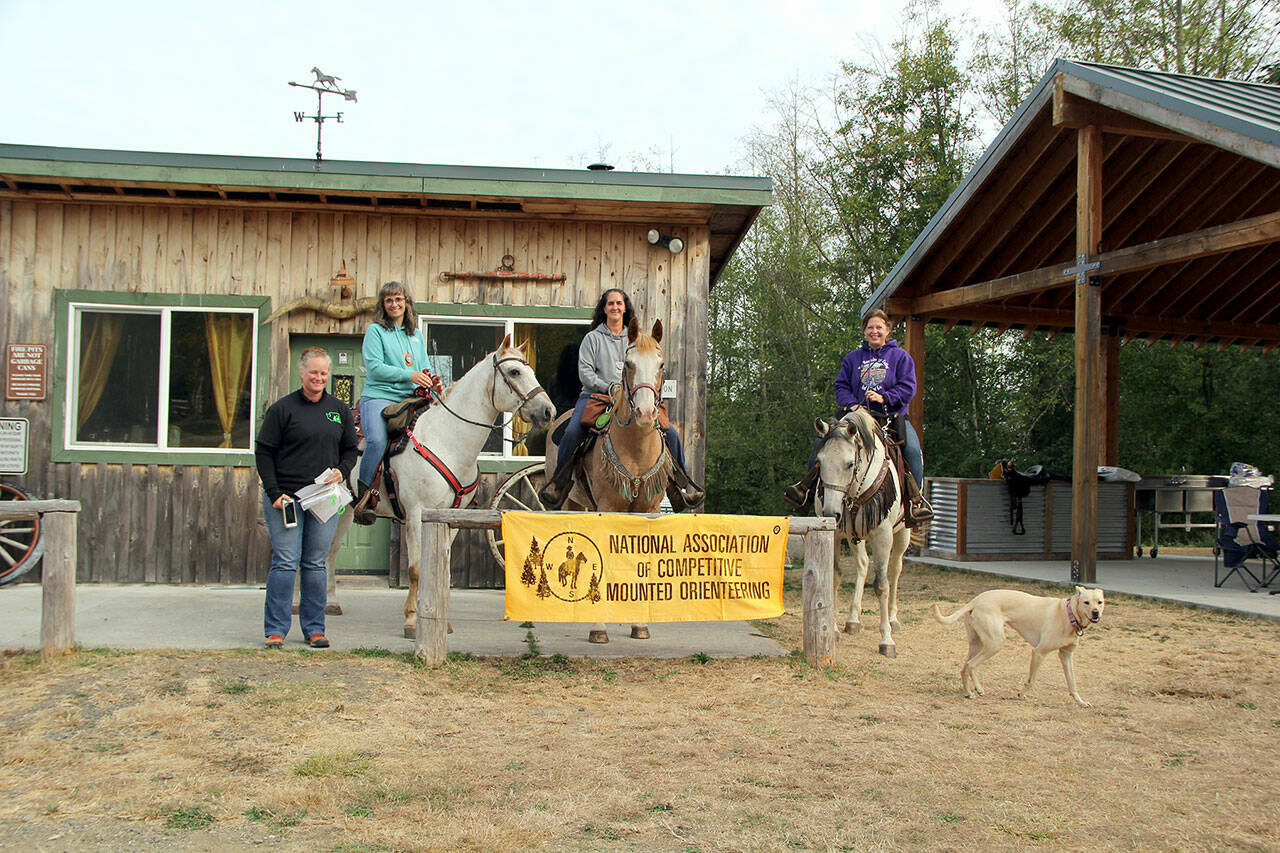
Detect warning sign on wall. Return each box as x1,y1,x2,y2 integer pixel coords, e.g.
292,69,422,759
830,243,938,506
0,419,28,475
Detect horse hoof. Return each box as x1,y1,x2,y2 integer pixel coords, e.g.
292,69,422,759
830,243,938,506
325,603,343,616
842,621,861,635
588,630,609,644
403,625,416,640
878,644,897,658
630,626,650,640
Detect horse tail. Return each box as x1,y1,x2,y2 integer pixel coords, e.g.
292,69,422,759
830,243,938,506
931,601,971,625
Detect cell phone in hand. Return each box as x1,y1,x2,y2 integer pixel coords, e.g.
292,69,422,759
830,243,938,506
281,498,298,528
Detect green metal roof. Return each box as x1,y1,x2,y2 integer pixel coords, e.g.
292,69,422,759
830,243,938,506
0,143,773,206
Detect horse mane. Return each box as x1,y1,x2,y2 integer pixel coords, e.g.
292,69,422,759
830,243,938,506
842,408,880,456
834,408,899,541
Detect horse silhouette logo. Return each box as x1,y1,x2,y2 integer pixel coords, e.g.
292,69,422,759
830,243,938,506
518,530,604,603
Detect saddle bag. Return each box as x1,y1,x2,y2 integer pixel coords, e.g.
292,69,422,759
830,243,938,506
580,393,672,433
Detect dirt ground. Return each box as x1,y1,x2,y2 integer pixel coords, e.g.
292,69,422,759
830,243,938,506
1,561,1277,853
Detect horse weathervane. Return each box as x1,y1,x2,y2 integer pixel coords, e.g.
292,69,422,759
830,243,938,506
288,66,359,166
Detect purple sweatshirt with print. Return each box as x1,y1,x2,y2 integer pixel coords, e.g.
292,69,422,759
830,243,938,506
833,339,917,415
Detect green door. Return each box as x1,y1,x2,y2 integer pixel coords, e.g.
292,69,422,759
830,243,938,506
288,334,391,576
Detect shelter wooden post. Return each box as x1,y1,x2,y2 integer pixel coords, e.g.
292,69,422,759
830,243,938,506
801,527,835,667
1072,125,1103,584
415,521,451,664
903,315,925,435
40,511,78,656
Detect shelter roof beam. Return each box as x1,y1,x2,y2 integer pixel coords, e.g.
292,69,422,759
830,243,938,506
1053,85,1197,143
895,208,1280,315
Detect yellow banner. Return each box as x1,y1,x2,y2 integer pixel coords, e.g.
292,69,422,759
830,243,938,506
503,512,788,622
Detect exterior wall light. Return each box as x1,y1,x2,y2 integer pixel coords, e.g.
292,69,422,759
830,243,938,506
646,229,684,254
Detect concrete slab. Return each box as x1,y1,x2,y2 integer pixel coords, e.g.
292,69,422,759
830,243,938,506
913,553,1280,622
0,581,788,658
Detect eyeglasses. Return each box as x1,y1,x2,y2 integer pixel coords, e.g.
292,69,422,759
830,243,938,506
384,296,406,304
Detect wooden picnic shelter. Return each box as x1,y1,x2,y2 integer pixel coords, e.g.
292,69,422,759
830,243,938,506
863,59,1280,582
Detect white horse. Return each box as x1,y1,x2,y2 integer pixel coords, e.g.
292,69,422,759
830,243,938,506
325,335,555,637
813,409,910,657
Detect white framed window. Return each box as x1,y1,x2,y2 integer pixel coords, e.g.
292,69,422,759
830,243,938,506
420,314,588,460
64,302,260,453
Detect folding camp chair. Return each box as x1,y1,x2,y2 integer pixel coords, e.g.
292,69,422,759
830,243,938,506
1213,487,1280,591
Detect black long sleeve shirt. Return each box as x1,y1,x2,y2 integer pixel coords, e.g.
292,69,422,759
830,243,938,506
255,389,359,502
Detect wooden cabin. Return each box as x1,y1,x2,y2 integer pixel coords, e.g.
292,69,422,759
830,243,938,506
0,144,771,587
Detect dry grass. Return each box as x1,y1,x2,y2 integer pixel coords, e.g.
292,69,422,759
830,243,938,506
1,561,1278,852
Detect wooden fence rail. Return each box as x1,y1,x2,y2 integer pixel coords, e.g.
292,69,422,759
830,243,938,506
411,509,838,666
0,499,82,656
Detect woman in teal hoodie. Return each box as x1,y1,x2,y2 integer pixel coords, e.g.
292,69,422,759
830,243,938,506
353,281,441,523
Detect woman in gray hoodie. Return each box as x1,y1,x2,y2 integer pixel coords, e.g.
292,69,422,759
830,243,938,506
539,288,703,510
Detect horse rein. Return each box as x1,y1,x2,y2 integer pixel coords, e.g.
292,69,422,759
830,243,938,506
426,351,545,444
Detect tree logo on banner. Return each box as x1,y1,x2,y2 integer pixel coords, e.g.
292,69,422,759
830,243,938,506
520,531,604,603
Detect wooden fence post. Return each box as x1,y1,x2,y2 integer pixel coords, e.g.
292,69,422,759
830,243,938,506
41,511,77,656
415,521,451,664
802,528,835,667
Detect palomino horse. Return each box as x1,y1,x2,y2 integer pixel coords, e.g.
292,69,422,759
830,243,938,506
566,316,670,644
813,409,910,657
324,335,555,637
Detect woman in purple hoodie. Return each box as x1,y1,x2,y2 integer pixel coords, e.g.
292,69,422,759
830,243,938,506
785,309,932,526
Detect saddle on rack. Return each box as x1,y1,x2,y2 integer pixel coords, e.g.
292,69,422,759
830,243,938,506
991,459,1052,535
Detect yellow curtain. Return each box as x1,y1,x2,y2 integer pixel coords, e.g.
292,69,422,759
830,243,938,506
77,313,124,431
512,324,538,456
205,313,253,448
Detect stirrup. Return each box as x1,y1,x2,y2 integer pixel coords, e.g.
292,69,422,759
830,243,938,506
905,497,933,528
783,484,811,510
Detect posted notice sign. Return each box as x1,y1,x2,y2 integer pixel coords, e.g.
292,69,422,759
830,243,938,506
502,512,788,623
0,418,28,475
6,344,46,400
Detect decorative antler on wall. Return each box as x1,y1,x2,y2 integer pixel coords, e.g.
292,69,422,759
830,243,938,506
262,295,377,325
261,262,376,325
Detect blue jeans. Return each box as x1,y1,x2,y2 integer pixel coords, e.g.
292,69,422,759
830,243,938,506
358,396,398,485
809,413,923,486
262,491,341,639
554,391,687,475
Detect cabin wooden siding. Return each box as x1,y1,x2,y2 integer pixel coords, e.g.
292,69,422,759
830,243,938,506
0,198,711,585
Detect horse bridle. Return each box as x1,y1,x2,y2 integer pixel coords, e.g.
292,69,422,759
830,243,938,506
818,423,891,517
427,351,545,440
613,343,662,429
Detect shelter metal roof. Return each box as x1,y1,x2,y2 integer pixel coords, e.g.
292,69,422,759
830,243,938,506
865,59,1280,348
0,144,772,285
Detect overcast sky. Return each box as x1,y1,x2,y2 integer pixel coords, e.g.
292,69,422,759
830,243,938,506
3,0,1007,175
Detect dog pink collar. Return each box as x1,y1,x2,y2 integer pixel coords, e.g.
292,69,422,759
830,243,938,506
1065,598,1088,635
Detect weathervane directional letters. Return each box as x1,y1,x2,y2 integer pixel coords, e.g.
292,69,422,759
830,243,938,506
288,67,359,166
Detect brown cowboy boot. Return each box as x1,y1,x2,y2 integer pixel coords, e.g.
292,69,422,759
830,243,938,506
783,463,820,510
352,479,378,526
902,472,933,528
537,461,576,510
668,459,705,510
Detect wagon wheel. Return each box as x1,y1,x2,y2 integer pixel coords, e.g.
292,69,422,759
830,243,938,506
486,463,548,566
0,483,45,586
